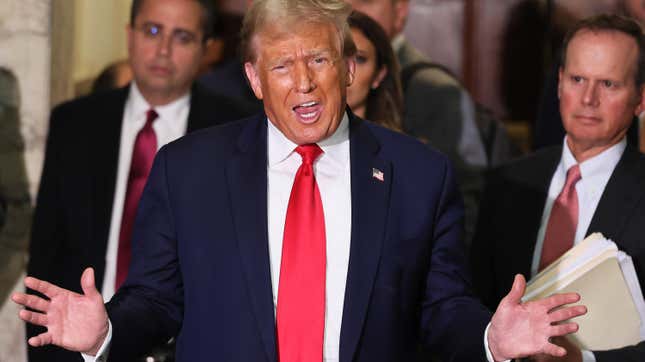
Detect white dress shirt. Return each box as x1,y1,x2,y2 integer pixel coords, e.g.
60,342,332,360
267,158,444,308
101,82,190,301
531,137,626,362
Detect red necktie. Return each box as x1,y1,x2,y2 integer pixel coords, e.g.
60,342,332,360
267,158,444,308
115,109,158,289
539,164,582,271
277,144,326,362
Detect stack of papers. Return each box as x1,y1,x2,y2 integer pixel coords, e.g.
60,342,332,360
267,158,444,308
522,233,645,350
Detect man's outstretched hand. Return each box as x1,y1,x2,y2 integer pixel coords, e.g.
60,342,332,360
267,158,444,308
487,274,587,361
12,268,109,356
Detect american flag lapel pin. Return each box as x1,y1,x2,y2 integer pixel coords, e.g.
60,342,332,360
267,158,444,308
372,168,384,182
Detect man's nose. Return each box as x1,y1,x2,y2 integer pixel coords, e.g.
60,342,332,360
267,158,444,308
581,82,600,107
293,62,315,93
157,33,172,57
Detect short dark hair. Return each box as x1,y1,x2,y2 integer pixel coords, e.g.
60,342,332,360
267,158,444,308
561,14,645,87
348,11,404,132
130,0,216,41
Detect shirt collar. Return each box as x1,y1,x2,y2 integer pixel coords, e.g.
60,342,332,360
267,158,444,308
128,81,191,133
561,136,626,180
267,112,350,170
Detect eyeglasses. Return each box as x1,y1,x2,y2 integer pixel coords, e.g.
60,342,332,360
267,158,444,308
135,22,201,47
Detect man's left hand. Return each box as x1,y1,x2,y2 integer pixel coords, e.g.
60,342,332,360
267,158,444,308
487,274,587,361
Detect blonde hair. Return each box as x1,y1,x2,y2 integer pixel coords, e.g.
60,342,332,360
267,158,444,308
240,0,356,63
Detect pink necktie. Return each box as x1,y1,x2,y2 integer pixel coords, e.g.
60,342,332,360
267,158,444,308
115,109,158,290
276,144,326,362
539,164,582,271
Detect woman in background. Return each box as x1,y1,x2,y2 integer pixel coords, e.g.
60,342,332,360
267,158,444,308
347,11,404,132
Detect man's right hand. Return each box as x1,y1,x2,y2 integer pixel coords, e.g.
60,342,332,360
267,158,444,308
12,267,109,356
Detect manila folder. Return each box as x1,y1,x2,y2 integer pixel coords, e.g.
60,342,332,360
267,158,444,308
549,257,640,350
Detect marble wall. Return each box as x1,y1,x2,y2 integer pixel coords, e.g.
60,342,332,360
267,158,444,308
0,1,51,361
1,0,51,198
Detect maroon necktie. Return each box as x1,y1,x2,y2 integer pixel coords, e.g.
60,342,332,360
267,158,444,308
276,144,326,362
115,109,158,290
539,164,582,271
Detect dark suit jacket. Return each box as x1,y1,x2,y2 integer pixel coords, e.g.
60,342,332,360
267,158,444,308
471,144,645,361
104,112,492,361
26,83,250,362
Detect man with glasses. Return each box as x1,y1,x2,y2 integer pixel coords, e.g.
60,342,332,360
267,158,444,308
26,0,248,361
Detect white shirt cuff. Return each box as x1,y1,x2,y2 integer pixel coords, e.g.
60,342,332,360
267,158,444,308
484,322,511,362
581,349,596,362
80,319,112,362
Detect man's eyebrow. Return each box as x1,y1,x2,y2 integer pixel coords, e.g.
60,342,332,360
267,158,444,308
140,21,163,28
305,49,334,57
171,27,198,36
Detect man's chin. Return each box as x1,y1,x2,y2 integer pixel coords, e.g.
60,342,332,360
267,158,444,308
286,128,330,145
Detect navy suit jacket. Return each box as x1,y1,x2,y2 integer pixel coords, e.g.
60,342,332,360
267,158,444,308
106,112,491,361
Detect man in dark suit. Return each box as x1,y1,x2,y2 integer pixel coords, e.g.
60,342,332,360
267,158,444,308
472,14,645,362
25,0,249,361
14,1,586,361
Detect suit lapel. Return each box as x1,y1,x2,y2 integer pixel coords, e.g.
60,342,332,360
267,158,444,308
340,116,392,362
91,87,129,285
226,115,276,362
587,145,645,243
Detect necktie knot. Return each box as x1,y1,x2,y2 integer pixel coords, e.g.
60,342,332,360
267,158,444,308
564,164,582,191
145,109,158,127
295,144,323,165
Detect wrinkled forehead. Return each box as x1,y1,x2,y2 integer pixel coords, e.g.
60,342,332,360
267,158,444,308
250,20,343,62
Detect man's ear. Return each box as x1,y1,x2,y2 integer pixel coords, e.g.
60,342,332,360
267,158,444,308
634,84,645,116
244,61,264,100
203,38,214,51
346,57,356,86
